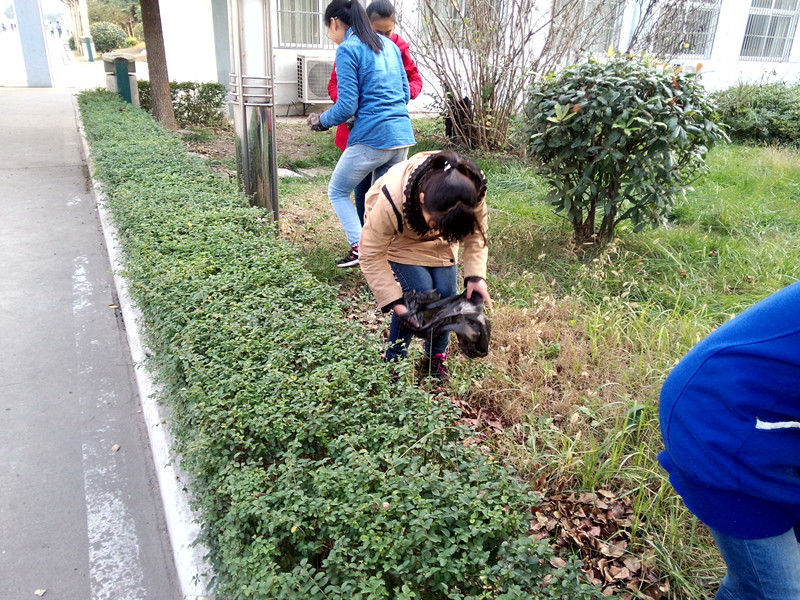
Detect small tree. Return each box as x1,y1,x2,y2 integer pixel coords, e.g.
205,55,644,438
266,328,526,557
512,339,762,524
90,21,127,53
525,52,728,246
409,0,625,151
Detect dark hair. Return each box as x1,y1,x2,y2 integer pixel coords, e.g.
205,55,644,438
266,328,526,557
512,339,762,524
324,0,383,53
366,0,396,20
415,152,486,243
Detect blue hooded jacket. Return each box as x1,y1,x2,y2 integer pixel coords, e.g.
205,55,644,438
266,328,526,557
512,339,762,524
659,280,800,539
319,29,415,150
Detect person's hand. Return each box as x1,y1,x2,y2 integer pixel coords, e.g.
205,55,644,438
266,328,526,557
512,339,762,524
394,304,422,331
307,113,328,131
466,278,493,309
393,303,409,317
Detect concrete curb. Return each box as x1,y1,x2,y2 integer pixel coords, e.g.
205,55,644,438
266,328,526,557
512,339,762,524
72,96,211,600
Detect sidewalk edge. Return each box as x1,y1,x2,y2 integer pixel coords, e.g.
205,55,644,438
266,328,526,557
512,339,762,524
73,96,212,600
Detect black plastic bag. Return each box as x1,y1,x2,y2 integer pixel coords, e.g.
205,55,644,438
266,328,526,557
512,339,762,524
400,290,491,358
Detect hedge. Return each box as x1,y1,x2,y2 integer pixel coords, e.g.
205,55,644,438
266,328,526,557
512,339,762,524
138,80,228,127
77,90,605,600
715,82,800,147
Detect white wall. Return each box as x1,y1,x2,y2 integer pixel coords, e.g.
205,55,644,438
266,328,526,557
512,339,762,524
161,0,219,83
676,0,800,91
157,0,800,112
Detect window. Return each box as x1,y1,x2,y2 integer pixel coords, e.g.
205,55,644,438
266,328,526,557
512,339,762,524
584,0,625,53
650,0,721,58
420,0,469,47
277,0,335,49
741,0,800,60
550,0,625,55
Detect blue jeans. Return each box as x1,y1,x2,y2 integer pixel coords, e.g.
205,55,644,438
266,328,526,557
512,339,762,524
354,173,371,225
711,526,800,599
328,144,409,246
384,262,457,361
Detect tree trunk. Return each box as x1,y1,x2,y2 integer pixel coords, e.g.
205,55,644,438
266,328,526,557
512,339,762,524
573,204,597,247
139,0,176,130
597,204,617,244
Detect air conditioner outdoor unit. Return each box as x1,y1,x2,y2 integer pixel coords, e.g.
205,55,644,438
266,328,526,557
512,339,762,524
297,54,335,103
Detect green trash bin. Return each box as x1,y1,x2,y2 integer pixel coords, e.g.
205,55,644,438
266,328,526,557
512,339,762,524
103,53,139,107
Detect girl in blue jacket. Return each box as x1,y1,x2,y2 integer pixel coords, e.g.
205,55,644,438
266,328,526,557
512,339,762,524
659,280,800,599
307,0,415,268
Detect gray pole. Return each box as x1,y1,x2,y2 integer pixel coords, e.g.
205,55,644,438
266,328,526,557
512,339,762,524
228,0,279,221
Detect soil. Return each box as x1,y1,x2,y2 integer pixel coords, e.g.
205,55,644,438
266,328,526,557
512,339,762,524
179,118,319,179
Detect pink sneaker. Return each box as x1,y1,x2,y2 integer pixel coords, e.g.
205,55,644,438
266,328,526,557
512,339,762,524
420,352,449,383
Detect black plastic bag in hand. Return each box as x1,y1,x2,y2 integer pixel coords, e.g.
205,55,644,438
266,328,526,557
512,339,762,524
306,113,329,131
401,290,491,358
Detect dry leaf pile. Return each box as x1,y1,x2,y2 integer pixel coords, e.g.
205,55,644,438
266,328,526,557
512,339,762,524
531,490,670,599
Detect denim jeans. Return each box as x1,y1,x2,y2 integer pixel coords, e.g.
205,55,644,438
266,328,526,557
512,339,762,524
711,526,800,599
384,262,458,361
328,144,409,245
354,173,372,225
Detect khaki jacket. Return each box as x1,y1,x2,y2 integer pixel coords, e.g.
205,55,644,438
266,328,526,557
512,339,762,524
359,151,489,310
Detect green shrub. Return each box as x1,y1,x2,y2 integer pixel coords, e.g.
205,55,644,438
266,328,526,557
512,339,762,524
68,35,76,51
133,22,143,41
77,90,606,599
715,82,800,147
90,21,127,53
138,80,228,127
125,36,138,47
525,52,728,245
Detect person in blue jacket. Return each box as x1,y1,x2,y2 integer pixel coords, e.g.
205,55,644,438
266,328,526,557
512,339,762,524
307,0,415,268
658,280,800,599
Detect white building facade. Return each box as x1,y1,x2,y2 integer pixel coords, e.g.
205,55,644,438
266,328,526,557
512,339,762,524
160,0,800,113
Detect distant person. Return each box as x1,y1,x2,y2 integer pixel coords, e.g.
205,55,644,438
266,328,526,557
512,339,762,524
658,280,800,599
359,151,491,381
326,0,423,226
56,21,62,38
307,0,415,268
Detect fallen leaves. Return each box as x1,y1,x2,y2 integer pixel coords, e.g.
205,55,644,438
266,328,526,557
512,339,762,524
530,489,670,598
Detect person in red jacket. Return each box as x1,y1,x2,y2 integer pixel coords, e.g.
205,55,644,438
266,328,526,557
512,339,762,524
327,0,423,225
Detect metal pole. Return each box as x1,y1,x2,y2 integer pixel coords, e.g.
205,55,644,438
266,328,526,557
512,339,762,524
227,0,279,222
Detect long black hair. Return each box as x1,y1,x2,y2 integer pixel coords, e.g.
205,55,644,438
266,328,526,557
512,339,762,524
405,152,487,243
324,0,383,53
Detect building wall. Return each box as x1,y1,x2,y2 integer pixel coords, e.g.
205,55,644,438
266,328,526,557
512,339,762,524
161,0,219,83
158,0,800,112
672,0,800,91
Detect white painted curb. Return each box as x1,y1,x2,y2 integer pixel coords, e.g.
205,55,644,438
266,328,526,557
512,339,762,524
73,97,211,600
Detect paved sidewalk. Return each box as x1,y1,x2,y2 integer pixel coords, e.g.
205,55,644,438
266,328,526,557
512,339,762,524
0,83,180,599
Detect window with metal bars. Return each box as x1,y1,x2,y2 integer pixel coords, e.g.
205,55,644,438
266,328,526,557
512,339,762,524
650,0,721,58
740,0,800,60
420,0,468,48
277,0,336,49
550,0,624,55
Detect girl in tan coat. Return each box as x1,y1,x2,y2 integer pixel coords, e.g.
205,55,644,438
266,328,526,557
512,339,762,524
359,151,492,380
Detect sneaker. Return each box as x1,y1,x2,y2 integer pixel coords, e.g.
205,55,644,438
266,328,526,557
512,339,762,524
336,243,359,268
420,352,449,383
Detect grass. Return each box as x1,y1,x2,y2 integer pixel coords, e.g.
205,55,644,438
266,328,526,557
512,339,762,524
199,118,800,598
